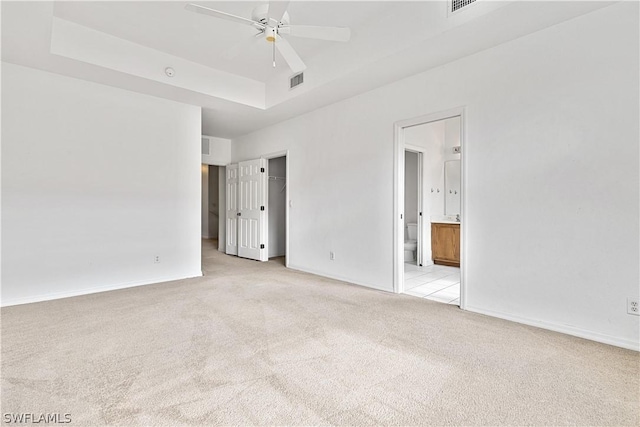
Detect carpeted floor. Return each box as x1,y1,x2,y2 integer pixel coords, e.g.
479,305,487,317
1,239,638,426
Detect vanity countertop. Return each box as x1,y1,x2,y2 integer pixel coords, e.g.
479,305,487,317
430,216,460,225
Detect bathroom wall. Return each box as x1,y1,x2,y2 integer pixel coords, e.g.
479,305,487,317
404,151,419,240
443,117,462,216
407,117,461,218
444,117,461,157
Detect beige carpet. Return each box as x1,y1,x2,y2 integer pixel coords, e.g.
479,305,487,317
1,240,638,426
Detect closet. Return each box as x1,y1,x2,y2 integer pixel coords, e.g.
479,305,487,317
224,157,286,262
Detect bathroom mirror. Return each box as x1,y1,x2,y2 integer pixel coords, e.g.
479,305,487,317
444,160,461,216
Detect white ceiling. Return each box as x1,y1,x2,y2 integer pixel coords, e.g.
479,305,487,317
52,1,395,83
2,1,614,138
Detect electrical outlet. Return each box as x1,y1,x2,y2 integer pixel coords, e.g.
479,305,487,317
628,298,639,316
154,255,160,264
329,251,335,261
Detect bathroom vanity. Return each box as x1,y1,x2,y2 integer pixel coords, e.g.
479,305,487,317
431,222,460,267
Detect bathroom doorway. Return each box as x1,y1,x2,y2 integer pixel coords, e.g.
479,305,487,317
404,149,424,267
394,108,464,307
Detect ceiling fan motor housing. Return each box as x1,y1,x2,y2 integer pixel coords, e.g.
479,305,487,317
266,27,277,43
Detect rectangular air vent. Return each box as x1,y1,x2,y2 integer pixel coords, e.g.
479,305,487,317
201,137,210,155
290,72,304,89
451,0,477,13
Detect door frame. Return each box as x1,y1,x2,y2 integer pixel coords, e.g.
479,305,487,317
393,107,467,309
202,159,229,254
224,163,239,256
263,150,290,268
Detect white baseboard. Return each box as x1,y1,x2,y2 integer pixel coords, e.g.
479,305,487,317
287,264,392,293
465,305,639,352
0,271,203,307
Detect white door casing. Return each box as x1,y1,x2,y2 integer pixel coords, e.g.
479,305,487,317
238,158,268,261
225,164,239,255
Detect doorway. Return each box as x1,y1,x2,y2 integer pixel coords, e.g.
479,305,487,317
201,164,219,242
268,156,287,264
403,149,423,267
394,108,465,307
208,165,219,240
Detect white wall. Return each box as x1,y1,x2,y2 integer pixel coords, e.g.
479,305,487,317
268,157,286,258
231,3,639,350
1,62,202,306
202,135,231,166
50,17,266,109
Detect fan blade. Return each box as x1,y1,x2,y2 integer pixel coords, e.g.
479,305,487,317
267,1,290,25
185,3,264,28
281,25,351,42
275,36,306,73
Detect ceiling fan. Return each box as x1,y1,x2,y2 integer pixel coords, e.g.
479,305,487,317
185,1,351,73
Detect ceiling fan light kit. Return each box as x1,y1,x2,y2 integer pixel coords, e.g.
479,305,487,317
185,1,351,73
266,27,277,43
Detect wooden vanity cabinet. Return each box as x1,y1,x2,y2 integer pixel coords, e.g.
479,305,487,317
431,223,460,267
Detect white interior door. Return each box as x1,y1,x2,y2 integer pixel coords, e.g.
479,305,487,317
225,164,239,255
238,158,268,261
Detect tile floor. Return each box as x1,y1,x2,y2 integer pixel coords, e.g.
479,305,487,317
404,262,460,305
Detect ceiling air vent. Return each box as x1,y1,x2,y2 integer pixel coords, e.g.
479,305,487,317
201,137,210,155
290,72,304,89
451,0,477,13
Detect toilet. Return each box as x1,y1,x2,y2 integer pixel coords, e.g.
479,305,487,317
404,223,418,262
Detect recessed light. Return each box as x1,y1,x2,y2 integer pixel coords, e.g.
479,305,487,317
165,67,175,77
